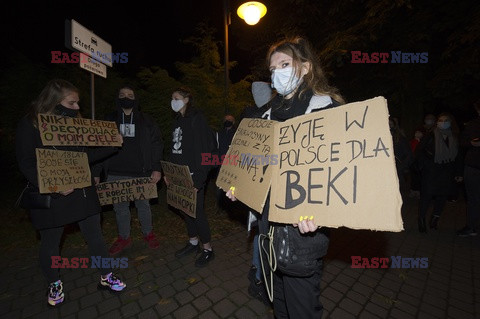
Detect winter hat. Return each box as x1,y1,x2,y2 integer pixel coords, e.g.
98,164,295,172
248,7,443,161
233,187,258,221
252,81,273,108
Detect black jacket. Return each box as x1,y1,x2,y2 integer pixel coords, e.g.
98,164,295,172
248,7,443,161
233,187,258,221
15,116,117,230
92,106,163,178
168,108,214,189
415,130,463,196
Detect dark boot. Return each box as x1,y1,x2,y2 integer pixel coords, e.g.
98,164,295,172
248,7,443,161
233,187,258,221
430,215,439,230
418,217,427,233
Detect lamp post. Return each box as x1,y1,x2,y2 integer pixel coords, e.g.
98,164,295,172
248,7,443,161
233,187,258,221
223,1,267,115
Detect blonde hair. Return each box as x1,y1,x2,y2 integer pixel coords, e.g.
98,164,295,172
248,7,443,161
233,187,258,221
29,79,79,127
267,36,345,104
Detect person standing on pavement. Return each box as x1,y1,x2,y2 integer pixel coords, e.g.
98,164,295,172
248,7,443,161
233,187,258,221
166,86,215,267
457,100,480,236
93,85,163,255
15,79,126,307
415,112,463,232
227,36,344,318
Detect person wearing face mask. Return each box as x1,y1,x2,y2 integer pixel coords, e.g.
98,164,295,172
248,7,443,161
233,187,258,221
423,113,437,134
226,37,344,318
15,79,127,307
415,112,463,232
166,87,216,267
93,85,163,255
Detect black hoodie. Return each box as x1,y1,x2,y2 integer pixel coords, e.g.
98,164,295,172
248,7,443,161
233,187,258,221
169,108,214,189
92,102,163,178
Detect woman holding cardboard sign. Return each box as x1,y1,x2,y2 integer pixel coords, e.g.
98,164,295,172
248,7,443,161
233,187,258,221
227,37,345,318
15,79,126,307
166,86,216,268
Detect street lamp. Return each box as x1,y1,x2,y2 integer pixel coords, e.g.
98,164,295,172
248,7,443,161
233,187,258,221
223,1,267,115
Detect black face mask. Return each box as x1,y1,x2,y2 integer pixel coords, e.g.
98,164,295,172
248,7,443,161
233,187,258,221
224,120,233,128
116,97,136,109
55,104,79,118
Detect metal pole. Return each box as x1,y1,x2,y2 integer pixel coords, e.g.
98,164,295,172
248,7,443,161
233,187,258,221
90,73,95,119
223,0,230,115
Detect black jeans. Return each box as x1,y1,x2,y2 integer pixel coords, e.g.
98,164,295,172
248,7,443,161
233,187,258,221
418,194,447,219
273,266,324,318
465,166,480,229
39,214,110,283
183,188,211,244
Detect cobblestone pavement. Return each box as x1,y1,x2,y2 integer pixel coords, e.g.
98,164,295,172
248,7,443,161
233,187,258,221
1,193,479,318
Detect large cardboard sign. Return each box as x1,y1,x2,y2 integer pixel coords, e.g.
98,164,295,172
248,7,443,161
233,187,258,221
216,118,276,213
270,97,403,231
36,148,91,193
96,177,157,205
161,161,197,218
38,114,121,147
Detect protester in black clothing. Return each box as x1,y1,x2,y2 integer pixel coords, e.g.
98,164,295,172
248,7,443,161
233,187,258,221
389,116,413,196
217,114,236,158
214,114,237,211
166,87,215,267
93,86,163,255
227,37,345,318
415,112,463,232
15,79,126,307
457,100,480,236
423,113,437,134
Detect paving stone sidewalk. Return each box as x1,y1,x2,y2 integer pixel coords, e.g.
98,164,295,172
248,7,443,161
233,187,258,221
0,193,479,318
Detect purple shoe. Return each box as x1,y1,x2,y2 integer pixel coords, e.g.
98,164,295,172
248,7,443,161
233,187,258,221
47,280,64,306
98,272,126,292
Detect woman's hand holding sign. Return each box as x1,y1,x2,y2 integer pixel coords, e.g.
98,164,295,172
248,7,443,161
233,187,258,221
295,215,319,234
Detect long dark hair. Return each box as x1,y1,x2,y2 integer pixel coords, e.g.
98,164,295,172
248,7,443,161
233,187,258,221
28,79,79,127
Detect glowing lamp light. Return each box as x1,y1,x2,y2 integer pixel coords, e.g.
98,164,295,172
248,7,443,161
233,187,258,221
237,2,267,25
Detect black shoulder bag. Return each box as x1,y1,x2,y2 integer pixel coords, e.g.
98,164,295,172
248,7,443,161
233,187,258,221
15,183,51,209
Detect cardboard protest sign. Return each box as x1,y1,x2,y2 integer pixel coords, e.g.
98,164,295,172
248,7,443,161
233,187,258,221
36,148,91,193
38,114,121,147
161,161,196,218
216,118,276,213
96,177,157,206
269,96,403,231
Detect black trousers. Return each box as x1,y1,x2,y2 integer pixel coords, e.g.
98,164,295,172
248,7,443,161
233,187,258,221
183,188,211,244
273,266,324,318
39,214,110,283
418,193,447,219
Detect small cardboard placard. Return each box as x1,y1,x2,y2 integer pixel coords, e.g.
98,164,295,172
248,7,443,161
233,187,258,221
161,161,197,218
38,113,121,146
96,177,158,205
216,118,276,213
269,96,403,231
36,148,91,193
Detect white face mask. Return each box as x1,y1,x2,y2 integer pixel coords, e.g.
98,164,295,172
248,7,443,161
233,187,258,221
171,99,184,112
271,67,301,96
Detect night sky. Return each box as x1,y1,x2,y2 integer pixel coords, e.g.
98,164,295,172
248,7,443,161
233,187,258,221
3,0,264,81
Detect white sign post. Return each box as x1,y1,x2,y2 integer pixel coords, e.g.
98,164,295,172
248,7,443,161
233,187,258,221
65,19,113,119
79,53,107,78
71,19,113,67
